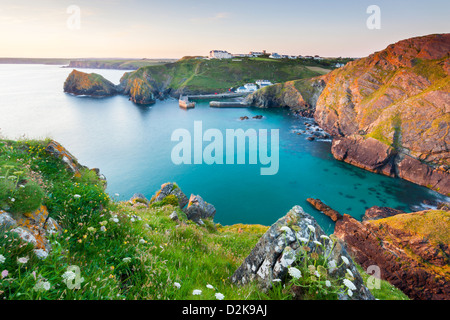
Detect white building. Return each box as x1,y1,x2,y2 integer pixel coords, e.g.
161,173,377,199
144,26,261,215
236,83,258,93
335,63,345,68
249,51,265,57
269,53,281,59
255,80,273,88
209,50,232,59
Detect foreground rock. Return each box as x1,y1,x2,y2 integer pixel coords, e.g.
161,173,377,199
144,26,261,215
231,205,374,300
335,209,450,300
63,69,119,97
314,34,450,195
0,205,62,259
183,194,216,224
363,206,404,221
150,182,189,208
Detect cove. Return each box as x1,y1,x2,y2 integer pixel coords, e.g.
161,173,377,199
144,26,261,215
0,64,448,234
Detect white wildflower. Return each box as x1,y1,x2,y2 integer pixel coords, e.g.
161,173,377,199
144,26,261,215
343,278,357,291
215,292,225,300
314,271,320,277
100,226,107,232
348,289,353,297
0,254,5,264
193,289,202,295
62,271,76,281
328,259,337,272
174,282,181,289
280,226,291,233
288,267,302,279
139,239,147,244
313,240,322,246
325,280,331,287
272,279,282,282
73,194,81,198
341,256,350,265
33,280,51,292
346,269,354,278
122,257,131,263
110,217,119,223
17,257,29,264
206,284,214,290
11,198,15,202
320,235,330,241
307,225,315,233
298,237,309,243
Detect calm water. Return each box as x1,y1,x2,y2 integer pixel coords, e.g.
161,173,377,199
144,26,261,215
0,64,447,233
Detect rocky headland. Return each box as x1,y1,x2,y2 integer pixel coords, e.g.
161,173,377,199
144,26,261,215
63,69,120,97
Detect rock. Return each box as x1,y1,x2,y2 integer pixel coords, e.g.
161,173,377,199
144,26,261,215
306,198,343,222
244,79,326,116
314,34,450,195
45,140,85,175
10,227,37,246
169,211,179,221
331,136,396,176
230,205,374,300
129,193,149,206
335,210,450,300
240,116,249,120
0,210,17,231
150,182,188,208
183,194,216,223
363,206,404,221
64,69,119,97
306,136,315,141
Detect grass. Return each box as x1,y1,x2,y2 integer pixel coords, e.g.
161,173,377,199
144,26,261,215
0,139,410,300
120,57,326,95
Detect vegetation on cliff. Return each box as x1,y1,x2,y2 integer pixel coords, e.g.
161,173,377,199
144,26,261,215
0,139,406,300
119,57,326,99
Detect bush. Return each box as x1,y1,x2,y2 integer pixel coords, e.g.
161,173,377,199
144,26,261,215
9,181,45,214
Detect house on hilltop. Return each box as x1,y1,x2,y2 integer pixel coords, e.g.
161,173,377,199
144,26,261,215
209,50,232,59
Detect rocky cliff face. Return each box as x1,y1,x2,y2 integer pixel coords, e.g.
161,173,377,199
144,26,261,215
334,208,450,300
245,78,326,117
314,34,450,195
63,70,120,97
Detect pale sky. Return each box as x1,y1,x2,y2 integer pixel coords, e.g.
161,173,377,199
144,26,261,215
0,0,449,59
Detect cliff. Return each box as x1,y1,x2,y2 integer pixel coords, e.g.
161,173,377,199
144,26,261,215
314,33,450,195
63,69,119,97
244,33,450,195
244,78,326,117
334,208,450,300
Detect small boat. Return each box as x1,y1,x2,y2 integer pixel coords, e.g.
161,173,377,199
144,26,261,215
179,95,195,109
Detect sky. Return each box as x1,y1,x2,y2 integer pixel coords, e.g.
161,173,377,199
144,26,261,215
0,0,449,59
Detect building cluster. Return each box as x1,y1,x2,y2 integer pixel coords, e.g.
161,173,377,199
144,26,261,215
235,80,273,93
208,49,325,61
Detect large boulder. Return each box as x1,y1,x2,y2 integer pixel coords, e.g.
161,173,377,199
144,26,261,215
230,205,374,300
183,194,216,223
64,69,119,97
150,182,188,209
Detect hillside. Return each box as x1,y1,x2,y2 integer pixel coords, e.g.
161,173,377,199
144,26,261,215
118,57,325,100
0,139,406,301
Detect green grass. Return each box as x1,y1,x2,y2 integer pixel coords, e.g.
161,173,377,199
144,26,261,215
120,57,326,95
0,139,409,300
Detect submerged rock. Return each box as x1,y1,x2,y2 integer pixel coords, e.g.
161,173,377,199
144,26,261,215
306,198,343,222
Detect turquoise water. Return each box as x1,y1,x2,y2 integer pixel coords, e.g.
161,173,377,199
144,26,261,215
0,64,447,233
